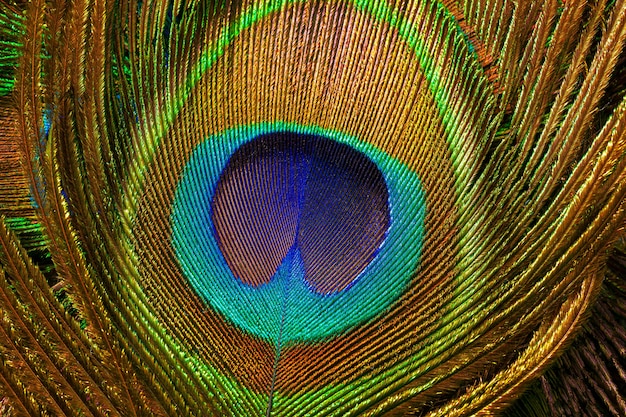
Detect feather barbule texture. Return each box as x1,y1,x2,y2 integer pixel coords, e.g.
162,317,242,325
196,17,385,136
0,0,625,415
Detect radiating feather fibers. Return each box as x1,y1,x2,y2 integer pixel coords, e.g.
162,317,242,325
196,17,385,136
0,0,625,415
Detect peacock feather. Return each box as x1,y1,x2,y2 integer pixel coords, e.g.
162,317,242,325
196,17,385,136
0,0,625,415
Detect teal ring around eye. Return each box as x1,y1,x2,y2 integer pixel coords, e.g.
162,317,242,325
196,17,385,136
171,122,426,343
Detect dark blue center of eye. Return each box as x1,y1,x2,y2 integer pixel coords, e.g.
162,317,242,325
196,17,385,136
211,132,390,295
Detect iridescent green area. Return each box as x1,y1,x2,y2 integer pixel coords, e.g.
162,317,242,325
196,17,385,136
0,6,24,96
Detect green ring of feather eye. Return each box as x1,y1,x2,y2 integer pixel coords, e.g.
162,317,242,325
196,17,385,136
171,122,426,343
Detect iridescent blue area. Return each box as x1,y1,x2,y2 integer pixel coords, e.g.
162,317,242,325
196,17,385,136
171,123,426,343
42,108,52,140
210,132,391,294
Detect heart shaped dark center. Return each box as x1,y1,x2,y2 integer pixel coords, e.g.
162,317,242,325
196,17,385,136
211,132,390,295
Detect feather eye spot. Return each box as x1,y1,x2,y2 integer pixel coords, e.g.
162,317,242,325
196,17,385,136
171,124,426,342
